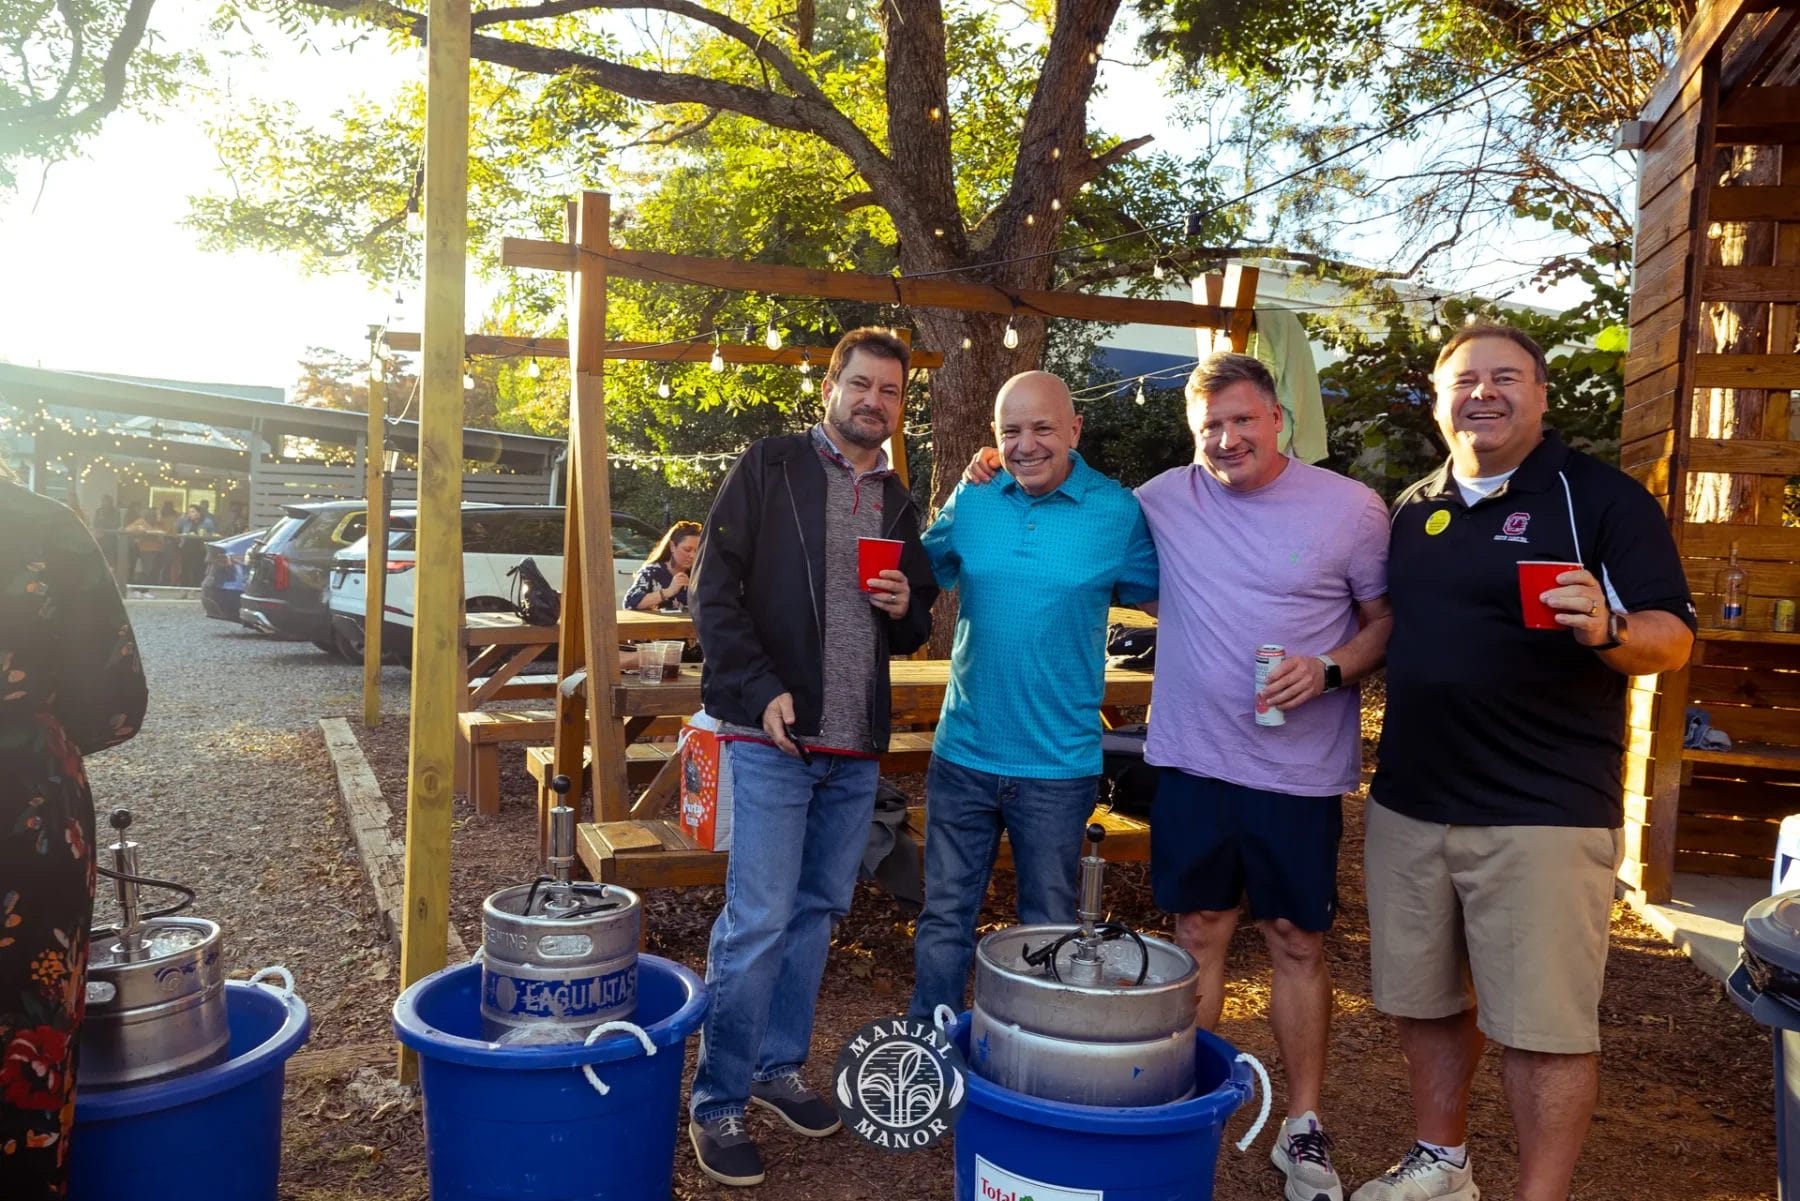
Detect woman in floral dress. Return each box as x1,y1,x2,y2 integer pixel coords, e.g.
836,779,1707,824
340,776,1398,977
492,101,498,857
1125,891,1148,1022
0,478,147,1198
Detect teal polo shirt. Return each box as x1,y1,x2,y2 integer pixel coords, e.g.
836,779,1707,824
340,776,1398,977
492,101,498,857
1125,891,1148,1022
923,452,1159,779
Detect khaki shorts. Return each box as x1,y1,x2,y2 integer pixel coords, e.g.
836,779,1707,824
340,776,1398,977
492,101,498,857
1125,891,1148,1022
1364,799,1622,1054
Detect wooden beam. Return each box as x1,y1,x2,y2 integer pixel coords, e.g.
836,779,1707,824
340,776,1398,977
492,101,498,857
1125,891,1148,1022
1639,0,1755,131
384,331,944,369
1699,265,1800,301
502,237,1245,331
1706,184,1800,221
1686,438,1800,474
397,0,469,1083
1718,84,1800,130
1223,264,1258,352
1694,352,1800,387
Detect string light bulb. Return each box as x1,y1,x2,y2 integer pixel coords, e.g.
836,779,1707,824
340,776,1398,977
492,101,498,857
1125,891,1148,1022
525,360,542,379
1427,301,1445,342
765,319,783,351
800,350,813,377
656,373,672,399
1613,263,1630,288
961,336,973,351
1152,259,1165,281
1002,317,1020,350
463,372,475,390
710,335,726,373
1134,379,1147,406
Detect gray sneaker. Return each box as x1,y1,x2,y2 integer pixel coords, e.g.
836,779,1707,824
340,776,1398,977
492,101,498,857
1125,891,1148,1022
1350,1145,1479,1201
1271,1115,1344,1201
750,1069,842,1137
689,1112,765,1187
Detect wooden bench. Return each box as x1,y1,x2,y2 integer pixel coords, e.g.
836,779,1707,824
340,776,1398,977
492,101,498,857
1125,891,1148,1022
575,780,1151,894
459,709,688,816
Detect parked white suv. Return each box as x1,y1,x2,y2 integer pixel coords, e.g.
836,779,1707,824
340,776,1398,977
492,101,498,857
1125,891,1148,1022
326,504,659,663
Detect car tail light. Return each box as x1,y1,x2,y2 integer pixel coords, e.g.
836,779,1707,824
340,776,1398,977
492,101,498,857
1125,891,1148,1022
272,553,290,590
385,560,416,574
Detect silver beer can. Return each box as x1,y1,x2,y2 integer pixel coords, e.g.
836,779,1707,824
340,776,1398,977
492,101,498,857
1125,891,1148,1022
1254,643,1286,727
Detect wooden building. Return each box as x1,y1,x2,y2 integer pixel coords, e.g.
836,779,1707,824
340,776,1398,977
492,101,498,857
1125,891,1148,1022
1621,0,1800,904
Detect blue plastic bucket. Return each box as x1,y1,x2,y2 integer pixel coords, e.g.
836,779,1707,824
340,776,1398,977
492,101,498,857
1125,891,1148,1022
949,1013,1254,1201
393,953,707,1201
71,979,311,1201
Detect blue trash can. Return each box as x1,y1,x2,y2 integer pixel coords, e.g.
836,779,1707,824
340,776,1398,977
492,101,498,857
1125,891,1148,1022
393,953,706,1201
1731,890,1800,1200
71,979,311,1201
947,1012,1258,1201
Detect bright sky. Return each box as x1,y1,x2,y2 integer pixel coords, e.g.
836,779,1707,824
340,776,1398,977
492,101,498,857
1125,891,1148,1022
0,9,1593,395
0,10,414,390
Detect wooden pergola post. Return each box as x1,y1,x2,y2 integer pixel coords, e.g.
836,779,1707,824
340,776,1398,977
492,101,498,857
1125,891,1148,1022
554,194,631,825
397,0,469,1079
364,326,388,729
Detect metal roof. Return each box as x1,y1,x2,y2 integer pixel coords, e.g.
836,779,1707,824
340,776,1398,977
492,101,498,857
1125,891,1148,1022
0,363,563,471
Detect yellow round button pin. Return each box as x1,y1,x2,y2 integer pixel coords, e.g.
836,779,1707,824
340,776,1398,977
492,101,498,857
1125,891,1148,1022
1425,509,1451,536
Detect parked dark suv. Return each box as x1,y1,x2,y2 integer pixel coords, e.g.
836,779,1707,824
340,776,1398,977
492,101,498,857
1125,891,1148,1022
238,501,370,650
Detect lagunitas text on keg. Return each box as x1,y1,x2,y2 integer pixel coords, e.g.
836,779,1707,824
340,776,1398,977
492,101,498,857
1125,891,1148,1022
1253,643,1286,727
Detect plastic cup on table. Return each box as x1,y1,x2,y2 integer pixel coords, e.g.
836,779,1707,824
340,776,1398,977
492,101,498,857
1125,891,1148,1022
635,641,662,683
1517,560,1583,629
657,641,684,681
857,537,904,593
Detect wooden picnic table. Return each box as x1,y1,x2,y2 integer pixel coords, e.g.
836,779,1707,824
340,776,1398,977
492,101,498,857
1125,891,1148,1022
574,658,1156,886
599,657,1153,720
462,610,695,708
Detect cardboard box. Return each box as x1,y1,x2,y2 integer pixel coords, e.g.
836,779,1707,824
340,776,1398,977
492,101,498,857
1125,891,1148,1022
678,718,733,852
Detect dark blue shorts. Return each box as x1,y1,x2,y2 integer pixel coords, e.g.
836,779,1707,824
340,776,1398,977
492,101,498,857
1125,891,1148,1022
1149,768,1342,931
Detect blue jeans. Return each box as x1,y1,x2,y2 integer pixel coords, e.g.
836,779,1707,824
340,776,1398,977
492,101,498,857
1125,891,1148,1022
689,740,878,1119
908,756,1099,1019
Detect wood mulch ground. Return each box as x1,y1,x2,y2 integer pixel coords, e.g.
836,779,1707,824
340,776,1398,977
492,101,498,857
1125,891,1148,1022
279,689,1780,1201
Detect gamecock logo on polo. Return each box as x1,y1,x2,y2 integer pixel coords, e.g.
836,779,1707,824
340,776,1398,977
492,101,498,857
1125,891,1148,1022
833,1016,968,1150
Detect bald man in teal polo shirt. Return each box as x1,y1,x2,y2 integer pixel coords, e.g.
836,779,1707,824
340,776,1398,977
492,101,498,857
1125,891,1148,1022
907,371,1159,1020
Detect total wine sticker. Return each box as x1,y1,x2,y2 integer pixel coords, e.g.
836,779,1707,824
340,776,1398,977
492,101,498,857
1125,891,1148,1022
973,1156,1103,1201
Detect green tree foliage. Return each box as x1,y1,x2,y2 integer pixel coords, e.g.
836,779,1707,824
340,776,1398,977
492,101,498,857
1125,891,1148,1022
1137,0,1692,283
179,0,1247,513
1315,274,1630,502
0,0,190,191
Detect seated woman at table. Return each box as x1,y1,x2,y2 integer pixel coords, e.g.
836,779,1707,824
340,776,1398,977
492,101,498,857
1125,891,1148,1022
624,520,701,612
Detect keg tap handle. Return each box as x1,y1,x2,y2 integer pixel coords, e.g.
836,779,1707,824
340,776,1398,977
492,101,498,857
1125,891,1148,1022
1073,822,1107,960
108,808,147,959
545,775,577,913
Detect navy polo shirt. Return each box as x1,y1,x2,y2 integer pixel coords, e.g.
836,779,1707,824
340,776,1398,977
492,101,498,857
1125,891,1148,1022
1373,431,1695,828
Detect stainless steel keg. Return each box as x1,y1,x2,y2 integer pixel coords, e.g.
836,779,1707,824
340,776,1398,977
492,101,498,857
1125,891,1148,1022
967,825,1199,1108
479,780,642,1041
82,811,230,1087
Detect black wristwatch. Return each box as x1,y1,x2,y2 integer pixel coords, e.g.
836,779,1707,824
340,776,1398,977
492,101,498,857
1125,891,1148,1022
1594,611,1629,652
1318,654,1342,693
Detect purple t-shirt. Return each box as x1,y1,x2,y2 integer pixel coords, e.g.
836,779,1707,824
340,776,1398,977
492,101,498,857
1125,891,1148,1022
1135,459,1389,796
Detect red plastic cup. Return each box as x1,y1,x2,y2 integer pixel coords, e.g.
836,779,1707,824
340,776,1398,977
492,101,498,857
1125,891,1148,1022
1518,560,1582,629
857,537,904,593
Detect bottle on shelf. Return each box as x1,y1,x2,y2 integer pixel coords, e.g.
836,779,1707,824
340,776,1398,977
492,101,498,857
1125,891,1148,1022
1720,541,1749,630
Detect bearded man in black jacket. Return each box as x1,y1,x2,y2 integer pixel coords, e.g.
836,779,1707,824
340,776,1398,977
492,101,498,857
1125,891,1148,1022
685,327,937,1188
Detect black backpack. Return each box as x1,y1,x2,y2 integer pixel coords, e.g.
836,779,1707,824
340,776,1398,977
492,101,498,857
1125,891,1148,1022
1099,722,1158,817
507,558,561,626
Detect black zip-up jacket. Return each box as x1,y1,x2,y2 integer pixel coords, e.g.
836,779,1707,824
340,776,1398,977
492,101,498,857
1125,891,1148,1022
692,432,937,749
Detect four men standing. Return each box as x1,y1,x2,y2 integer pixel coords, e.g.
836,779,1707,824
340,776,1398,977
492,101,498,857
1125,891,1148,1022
689,322,1694,1199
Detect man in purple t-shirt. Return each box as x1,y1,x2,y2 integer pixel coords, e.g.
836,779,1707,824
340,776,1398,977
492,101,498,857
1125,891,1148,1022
1138,352,1390,1201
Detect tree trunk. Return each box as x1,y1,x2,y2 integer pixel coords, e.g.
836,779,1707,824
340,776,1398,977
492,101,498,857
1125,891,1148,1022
1689,144,1778,523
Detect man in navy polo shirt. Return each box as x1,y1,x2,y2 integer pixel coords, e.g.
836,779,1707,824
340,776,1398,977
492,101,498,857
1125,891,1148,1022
906,370,1158,1022
1354,324,1695,1201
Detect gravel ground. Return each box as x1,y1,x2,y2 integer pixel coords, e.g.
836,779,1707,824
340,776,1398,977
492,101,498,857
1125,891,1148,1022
76,603,1783,1201
83,600,424,1199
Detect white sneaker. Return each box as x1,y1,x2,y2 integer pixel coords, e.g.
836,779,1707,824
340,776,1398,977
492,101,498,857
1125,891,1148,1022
1350,1145,1479,1201
1270,1113,1344,1201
